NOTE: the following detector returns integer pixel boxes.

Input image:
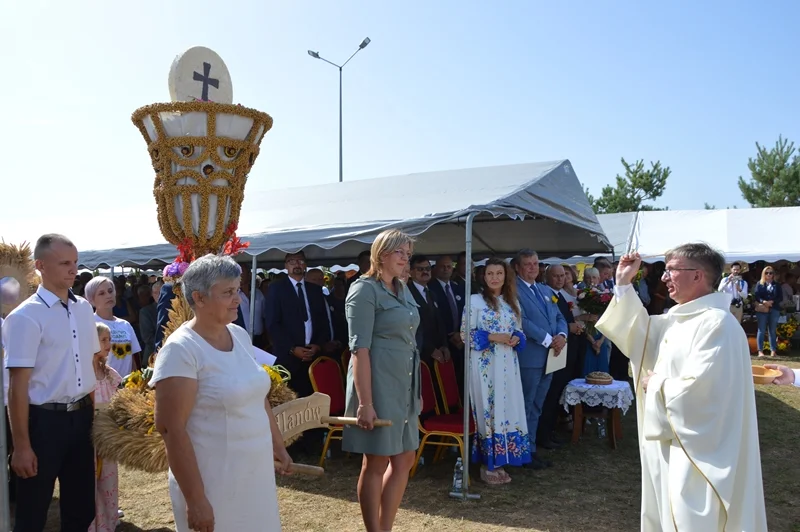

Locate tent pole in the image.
[0,319,10,530]
[450,212,480,501]
[249,255,257,342]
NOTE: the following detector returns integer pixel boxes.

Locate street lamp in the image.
[308,37,371,182]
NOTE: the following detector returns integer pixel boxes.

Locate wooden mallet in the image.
[277,462,324,476]
[321,416,393,427]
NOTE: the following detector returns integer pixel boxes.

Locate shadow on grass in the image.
[754,387,800,532]
[18,500,173,532]
[281,383,800,532]
[117,525,174,532]
[279,410,643,532]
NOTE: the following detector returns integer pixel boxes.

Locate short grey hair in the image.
[84,276,114,305]
[583,267,600,280]
[179,254,242,308]
[34,233,75,260]
[665,243,725,289]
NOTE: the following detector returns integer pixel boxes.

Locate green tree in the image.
[738,136,800,207]
[585,158,670,214]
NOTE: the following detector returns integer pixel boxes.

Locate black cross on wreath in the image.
[192,62,219,101]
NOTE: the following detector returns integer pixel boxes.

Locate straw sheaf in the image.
[93,388,169,473]
[0,241,40,315]
[94,382,302,473]
[160,294,194,345]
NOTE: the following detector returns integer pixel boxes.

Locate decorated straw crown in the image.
[131,46,272,278]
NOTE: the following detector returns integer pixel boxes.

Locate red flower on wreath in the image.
[176,238,195,264]
[222,222,250,256]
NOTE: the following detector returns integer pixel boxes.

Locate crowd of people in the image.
[1,231,799,531]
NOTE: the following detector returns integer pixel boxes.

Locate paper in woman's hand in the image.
[253,346,277,366]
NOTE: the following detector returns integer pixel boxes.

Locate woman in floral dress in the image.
[90,322,123,532]
[461,258,531,485]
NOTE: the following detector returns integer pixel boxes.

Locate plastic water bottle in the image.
[452,457,463,491]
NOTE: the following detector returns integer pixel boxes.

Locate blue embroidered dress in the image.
[461,294,532,470]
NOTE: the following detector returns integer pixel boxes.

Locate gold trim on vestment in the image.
[663,387,729,531]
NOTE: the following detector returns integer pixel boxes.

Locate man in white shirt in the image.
[764,364,800,387]
[718,261,748,323]
[3,234,100,532]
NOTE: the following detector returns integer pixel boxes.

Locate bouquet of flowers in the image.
[577,286,613,335]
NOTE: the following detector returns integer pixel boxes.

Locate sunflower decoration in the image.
[112,342,133,360]
[777,316,799,340]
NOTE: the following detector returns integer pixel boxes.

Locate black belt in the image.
[33,394,92,412]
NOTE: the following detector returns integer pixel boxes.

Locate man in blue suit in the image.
[514,249,567,469]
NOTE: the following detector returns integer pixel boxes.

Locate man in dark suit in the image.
[515,250,568,469]
[428,255,466,398]
[265,251,331,398]
[407,255,449,365]
[345,250,371,294]
[538,264,585,448]
[155,279,246,352]
[406,255,450,408]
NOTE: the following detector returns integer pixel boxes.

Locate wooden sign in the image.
[273,392,331,444]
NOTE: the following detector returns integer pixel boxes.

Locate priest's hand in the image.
[642,370,655,392]
[764,364,796,385]
[616,253,642,286]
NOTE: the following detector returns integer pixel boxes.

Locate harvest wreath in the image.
[91,46,304,474]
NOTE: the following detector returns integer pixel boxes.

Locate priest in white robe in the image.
[597,244,767,532]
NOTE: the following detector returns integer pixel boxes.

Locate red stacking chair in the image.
[434,358,464,415]
[309,356,346,467]
[410,361,475,478]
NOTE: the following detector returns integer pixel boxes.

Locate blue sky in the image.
[2,0,799,229]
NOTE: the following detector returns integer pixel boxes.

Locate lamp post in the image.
[308,37,371,183]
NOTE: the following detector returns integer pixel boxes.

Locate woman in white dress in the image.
[461,258,531,485]
[150,254,292,532]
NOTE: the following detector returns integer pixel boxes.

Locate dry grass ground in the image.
[28,357,800,531]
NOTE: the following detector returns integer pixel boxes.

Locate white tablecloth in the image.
[559,378,634,415]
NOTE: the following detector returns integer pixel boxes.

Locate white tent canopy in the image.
[629,207,800,263]
[6,160,610,269]
[548,207,800,265]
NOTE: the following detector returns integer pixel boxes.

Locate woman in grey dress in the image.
[344,229,420,532]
